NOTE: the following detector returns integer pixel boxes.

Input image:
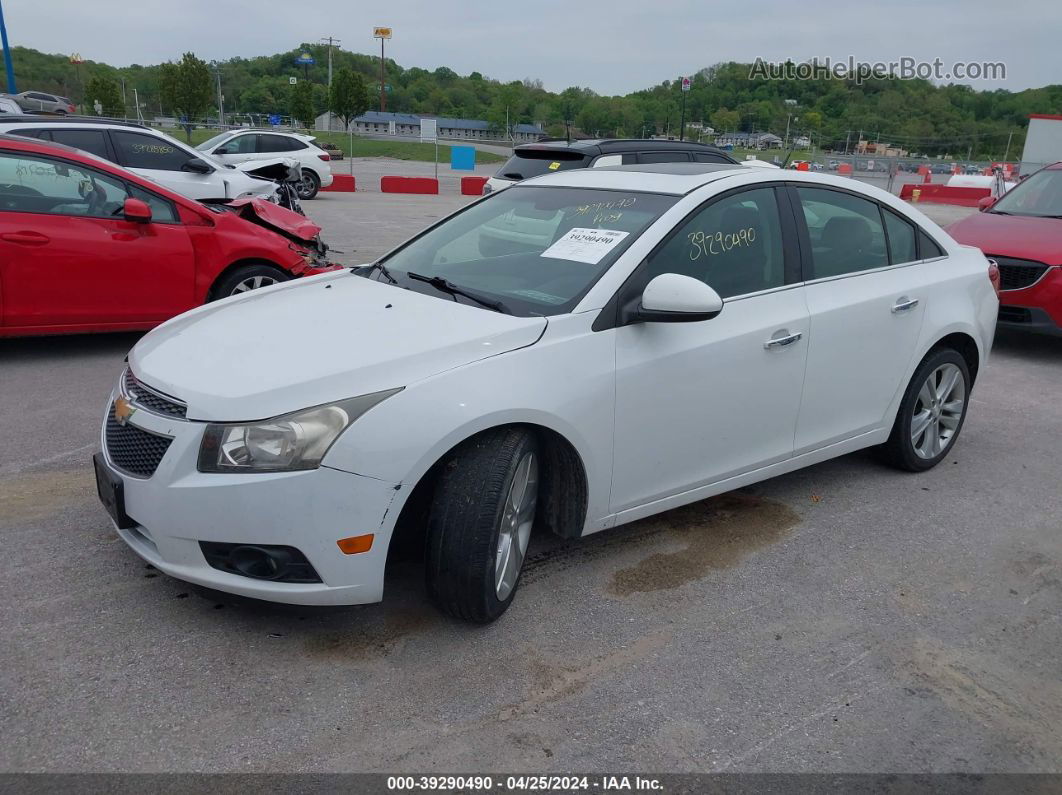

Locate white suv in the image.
[0,118,277,202]
[196,130,333,199]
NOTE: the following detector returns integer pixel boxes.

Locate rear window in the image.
[496,149,591,181]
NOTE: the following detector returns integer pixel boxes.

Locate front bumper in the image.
[998,267,1062,336]
[97,391,401,605]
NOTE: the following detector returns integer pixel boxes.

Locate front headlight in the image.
[197,389,402,473]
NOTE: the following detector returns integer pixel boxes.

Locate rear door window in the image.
[46,129,111,160]
[496,150,590,180]
[258,134,299,153]
[111,131,192,171]
[796,187,889,278]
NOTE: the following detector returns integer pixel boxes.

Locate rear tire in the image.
[879,348,970,472]
[295,171,320,200]
[211,263,290,300]
[426,428,539,623]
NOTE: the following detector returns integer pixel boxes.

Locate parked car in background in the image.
[948,162,1062,336]
[0,134,335,337]
[0,96,24,115]
[483,138,738,194]
[317,141,344,160]
[0,117,278,202]
[94,163,997,622]
[11,90,76,114]
[195,130,333,199]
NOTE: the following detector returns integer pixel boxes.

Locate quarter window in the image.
[642,187,786,299]
[112,131,193,171]
[883,208,917,264]
[919,230,945,259]
[796,187,889,278]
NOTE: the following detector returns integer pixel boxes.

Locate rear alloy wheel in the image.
[879,348,970,472]
[295,171,320,200]
[211,263,290,301]
[426,428,539,622]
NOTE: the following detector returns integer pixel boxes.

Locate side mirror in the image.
[122,197,152,223]
[630,273,723,324]
[214,147,231,155]
[977,195,997,212]
[182,157,213,174]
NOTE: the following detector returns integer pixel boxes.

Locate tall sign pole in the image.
[373,27,392,112]
[679,76,690,142]
[0,0,15,94]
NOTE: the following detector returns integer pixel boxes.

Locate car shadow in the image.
[992,329,1062,363]
[0,331,144,363]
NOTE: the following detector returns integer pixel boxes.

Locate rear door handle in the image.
[892,297,919,313]
[0,231,50,246]
[764,330,803,349]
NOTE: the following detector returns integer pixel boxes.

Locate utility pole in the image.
[1003,131,1014,163]
[215,68,224,126]
[0,0,16,94]
[320,36,340,86]
[844,130,851,155]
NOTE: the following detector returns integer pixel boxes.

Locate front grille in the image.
[999,305,1032,324]
[988,256,1050,291]
[123,370,186,419]
[105,409,173,478]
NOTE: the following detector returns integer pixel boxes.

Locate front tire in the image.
[211,263,290,300]
[426,428,539,623]
[295,171,320,200]
[879,348,970,472]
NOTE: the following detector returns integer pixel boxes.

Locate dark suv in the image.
[484,139,739,193]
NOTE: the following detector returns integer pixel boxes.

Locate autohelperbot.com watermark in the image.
[749,56,1006,84]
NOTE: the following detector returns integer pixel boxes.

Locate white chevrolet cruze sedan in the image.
[95,164,999,622]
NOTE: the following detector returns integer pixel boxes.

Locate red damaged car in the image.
[949,163,1062,336]
[0,134,337,337]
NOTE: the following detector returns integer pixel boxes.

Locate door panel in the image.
[791,186,927,451]
[0,151,194,328]
[610,185,807,513]
[612,289,810,511]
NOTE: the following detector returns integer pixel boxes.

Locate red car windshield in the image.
[991,168,1062,218]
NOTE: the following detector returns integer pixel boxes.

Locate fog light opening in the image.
[229,545,292,580]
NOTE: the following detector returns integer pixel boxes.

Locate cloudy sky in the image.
[6,0,1060,93]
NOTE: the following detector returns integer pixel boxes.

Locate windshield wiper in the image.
[355,262,397,284]
[406,272,511,314]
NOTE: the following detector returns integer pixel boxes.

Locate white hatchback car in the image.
[196,130,333,199]
[0,119,277,202]
[95,164,998,622]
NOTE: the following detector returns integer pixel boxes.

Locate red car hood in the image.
[225,197,322,243]
[948,211,1062,266]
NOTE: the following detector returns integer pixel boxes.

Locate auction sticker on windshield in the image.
[540,228,630,265]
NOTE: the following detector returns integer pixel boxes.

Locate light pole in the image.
[0,0,15,94]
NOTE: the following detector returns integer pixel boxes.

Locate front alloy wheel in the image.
[426,428,539,622]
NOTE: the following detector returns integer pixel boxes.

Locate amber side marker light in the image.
[337,534,374,555]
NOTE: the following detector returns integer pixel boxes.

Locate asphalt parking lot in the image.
[1,193,1060,774]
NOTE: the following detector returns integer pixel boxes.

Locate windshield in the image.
[196,131,235,152]
[374,186,677,316]
[991,168,1062,217]
[495,150,591,181]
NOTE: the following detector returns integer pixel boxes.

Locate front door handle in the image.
[892,297,920,313]
[764,330,803,350]
[0,231,50,246]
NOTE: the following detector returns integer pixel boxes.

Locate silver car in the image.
[11,91,75,114]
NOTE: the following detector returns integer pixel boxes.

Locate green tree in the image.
[85,75,123,118]
[328,68,370,130]
[290,80,315,128]
[159,52,212,140]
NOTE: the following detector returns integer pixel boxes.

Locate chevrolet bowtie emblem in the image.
[114,396,137,426]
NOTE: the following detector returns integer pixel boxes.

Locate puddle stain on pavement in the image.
[608,493,799,596]
[0,468,91,524]
[304,608,434,660]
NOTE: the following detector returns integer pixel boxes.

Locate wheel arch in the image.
[205,258,294,302]
[926,329,981,386]
[386,421,590,570]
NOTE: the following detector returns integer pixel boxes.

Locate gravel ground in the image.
[2,187,1059,775]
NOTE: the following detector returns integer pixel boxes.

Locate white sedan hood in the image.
[129,272,547,422]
